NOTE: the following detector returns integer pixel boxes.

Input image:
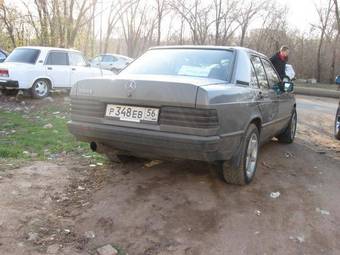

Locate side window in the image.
[102,55,118,62]
[250,62,259,88]
[46,52,68,65]
[0,51,7,62]
[251,56,269,89]
[69,52,87,66]
[262,59,280,88]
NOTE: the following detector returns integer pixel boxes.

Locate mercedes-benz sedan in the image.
[68,46,296,185]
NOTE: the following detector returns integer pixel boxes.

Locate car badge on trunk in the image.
[125,80,136,97]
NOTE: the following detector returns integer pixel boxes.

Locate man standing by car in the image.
[270,46,289,80]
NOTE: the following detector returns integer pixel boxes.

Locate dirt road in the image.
[0,95,339,255]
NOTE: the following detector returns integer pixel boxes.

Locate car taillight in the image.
[0,69,9,77]
[160,107,219,128]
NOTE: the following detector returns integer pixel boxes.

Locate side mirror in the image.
[336,75,340,85]
[0,58,5,63]
[283,81,294,93]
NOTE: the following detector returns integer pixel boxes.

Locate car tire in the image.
[277,109,297,144]
[334,107,340,140]
[31,79,50,99]
[221,123,260,185]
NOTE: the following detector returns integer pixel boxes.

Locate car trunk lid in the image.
[73,74,223,108]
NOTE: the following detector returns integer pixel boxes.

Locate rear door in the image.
[262,58,292,130]
[250,55,279,140]
[69,52,101,86]
[45,51,70,88]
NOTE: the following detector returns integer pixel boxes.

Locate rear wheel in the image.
[31,79,50,99]
[277,109,297,143]
[335,107,340,140]
[221,124,260,185]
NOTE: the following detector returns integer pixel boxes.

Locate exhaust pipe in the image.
[90,141,97,152]
[90,142,110,154]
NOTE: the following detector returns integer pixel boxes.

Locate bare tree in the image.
[250,2,288,53]
[21,0,96,47]
[0,4,19,47]
[171,0,214,44]
[312,0,333,82]
[155,0,168,45]
[237,0,268,46]
[330,0,340,82]
[119,0,156,57]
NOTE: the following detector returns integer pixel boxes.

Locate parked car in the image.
[0,49,8,63]
[90,53,133,74]
[335,75,340,140]
[0,46,113,98]
[68,46,296,185]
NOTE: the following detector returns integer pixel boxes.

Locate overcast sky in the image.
[278,0,319,31]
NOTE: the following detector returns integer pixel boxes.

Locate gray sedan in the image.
[68,46,296,185]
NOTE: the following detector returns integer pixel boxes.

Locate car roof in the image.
[100,53,132,59]
[149,45,267,58]
[15,46,81,53]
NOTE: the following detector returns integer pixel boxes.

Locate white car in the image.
[0,46,114,98]
[90,53,133,74]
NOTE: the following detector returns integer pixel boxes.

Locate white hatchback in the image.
[0,46,114,98]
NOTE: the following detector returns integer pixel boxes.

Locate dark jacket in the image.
[270,52,287,80]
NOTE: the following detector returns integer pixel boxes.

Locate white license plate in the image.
[105,104,159,123]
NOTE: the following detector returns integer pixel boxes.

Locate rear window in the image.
[5,48,40,64]
[121,49,234,81]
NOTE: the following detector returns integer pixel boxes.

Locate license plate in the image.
[105,104,159,122]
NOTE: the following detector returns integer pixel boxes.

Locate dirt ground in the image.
[0,94,340,255]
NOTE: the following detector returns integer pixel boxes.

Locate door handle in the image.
[47,67,52,70]
[72,68,76,71]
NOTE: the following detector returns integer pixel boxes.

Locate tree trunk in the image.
[316,31,324,82]
[330,32,339,83]
[156,17,161,45]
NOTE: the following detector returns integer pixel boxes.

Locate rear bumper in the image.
[0,79,19,89]
[68,121,242,162]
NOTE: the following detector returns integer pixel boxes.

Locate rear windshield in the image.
[121,49,234,81]
[5,48,40,64]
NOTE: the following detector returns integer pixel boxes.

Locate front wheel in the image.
[335,107,340,140]
[31,79,50,99]
[221,124,260,185]
[277,109,297,143]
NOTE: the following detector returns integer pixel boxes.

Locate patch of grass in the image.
[0,104,104,162]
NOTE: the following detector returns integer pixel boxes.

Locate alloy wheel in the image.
[245,133,258,179]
